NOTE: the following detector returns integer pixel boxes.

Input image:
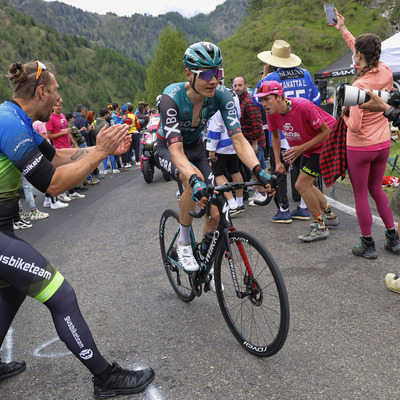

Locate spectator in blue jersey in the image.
[253,40,321,224]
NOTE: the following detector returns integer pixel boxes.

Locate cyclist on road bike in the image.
[154,42,273,273]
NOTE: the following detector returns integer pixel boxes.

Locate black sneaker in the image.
[93,362,155,398]
[384,230,400,253]
[0,359,26,381]
[229,206,242,217]
[352,236,378,259]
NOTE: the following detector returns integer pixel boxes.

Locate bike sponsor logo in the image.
[0,254,52,280]
[243,341,268,352]
[312,118,321,126]
[79,349,93,360]
[228,257,239,292]
[160,216,166,237]
[230,237,248,243]
[13,137,32,153]
[158,157,172,173]
[205,230,219,263]
[278,69,304,80]
[168,85,182,98]
[164,108,180,139]
[224,100,239,127]
[222,202,230,223]
[281,123,301,141]
[22,154,43,176]
[64,315,86,351]
[283,123,293,131]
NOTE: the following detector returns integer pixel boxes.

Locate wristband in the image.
[252,164,262,175]
[383,106,395,119]
[189,174,202,188]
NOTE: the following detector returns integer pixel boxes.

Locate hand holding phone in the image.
[324,4,337,24]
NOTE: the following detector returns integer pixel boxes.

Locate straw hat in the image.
[257,40,302,68]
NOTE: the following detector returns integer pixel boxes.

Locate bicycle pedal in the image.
[203,274,212,293]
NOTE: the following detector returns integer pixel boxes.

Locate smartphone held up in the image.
[324,4,337,24]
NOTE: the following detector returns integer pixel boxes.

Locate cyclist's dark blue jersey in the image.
[0,101,56,229]
[157,82,242,147]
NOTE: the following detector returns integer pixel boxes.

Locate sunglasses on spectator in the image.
[33,61,47,96]
[191,68,224,81]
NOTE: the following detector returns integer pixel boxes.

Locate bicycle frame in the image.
[190,182,266,298]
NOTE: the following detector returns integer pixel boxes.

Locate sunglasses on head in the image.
[33,61,47,96]
[191,68,224,81]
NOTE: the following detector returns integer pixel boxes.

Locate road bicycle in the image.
[159,180,290,357]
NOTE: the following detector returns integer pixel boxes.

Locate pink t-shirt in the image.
[32,120,49,142]
[267,97,336,156]
[47,113,71,149]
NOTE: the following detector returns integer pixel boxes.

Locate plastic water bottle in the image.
[201,231,214,256]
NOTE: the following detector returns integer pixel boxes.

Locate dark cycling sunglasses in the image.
[191,68,224,81]
[33,61,47,96]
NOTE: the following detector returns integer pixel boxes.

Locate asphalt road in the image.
[1,165,399,400]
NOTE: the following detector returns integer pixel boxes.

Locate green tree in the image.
[145,27,188,104]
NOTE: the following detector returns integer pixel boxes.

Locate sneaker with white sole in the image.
[271,210,292,223]
[324,215,340,227]
[43,199,52,208]
[290,206,310,220]
[112,169,120,174]
[103,169,112,175]
[386,273,400,293]
[177,243,199,271]
[208,269,224,293]
[19,210,31,220]
[249,192,267,207]
[69,191,85,200]
[13,219,32,230]
[298,225,329,242]
[51,200,69,209]
[29,209,49,220]
[57,193,71,202]
[229,206,242,217]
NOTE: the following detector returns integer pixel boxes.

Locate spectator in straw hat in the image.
[252,39,321,224]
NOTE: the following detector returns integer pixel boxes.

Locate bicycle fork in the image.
[224,228,259,300]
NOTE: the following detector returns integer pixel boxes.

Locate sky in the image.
[44,0,226,18]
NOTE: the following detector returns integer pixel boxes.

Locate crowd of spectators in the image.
[16,100,152,230]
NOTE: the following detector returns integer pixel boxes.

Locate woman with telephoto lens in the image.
[330,9,400,258]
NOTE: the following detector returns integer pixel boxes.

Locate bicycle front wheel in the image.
[160,209,195,302]
[214,231,289,357]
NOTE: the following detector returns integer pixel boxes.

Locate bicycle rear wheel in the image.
[214,231,289,357]
[160,209,195,302]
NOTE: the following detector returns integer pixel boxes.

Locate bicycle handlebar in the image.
[189,176,278,218]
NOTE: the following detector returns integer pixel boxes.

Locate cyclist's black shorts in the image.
[211,153,240,177]
[300,153,321,178]
[154,137,215,186]
[0,229,64,302]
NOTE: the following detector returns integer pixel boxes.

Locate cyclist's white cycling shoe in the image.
[208,269,224,293]
[177,243,199,272]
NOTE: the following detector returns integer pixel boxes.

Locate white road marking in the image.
[326,196,398,229]
[0,327,14,363]
[33,337,71,358]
